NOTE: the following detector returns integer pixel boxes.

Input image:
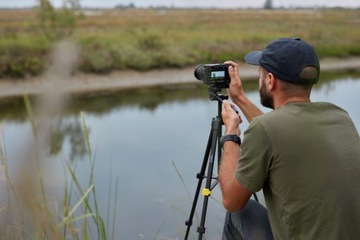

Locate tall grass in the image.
[0,8,360,78]
[0,97,114,239]
[0,39,117,239]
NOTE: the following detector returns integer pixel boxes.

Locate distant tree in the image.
[264,0,273,9]
[114,3,136,9]
[37,0,82,41]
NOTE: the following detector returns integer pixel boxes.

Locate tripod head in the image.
[208,90,228,118]
[209,90,239,116]
[209,91,228,102]
[208,87,228,102]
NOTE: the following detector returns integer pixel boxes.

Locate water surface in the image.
[1,74,359,239]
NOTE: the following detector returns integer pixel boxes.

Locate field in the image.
[0,8,360,78]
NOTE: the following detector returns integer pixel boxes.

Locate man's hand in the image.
[222,100,242,136]
[224,60,246,104]
[224,60,264,122]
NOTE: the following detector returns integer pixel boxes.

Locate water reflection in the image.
[49,117,87,161]
[0,74,359,239]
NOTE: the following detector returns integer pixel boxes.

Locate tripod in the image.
[184,91,258,240]
[184,91,227,240]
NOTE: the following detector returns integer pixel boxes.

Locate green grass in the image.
[0,8,360,78]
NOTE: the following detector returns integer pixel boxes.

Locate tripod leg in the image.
[185,96,224,240]
[184,123,214,240]
[197,116,222,239]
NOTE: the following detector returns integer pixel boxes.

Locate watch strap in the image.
[220,134,241,146]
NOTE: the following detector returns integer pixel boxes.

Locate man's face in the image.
[259,68,274,109]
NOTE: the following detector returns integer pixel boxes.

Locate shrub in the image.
[79,40,114,73]
[0,49,45,78]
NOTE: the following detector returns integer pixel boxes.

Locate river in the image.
[0,73,359,239]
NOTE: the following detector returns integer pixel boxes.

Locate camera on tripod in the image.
[186,62,244,239]
[194,63,231,90]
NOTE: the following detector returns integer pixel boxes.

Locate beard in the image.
[259,82,274,109]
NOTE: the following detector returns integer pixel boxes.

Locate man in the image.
[219,38,360,240]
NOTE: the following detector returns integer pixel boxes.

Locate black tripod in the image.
[184,91,227,240]
[184,91,258,240]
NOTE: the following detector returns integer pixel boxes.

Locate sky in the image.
[1,0,359,9]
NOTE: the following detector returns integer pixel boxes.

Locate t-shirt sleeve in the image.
[235,118,273,192]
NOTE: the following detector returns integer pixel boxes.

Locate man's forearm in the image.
[219,141,241,209]
[232,94,263,122]
[219,141,252,211]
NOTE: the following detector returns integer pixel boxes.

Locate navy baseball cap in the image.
[245,38,320,84]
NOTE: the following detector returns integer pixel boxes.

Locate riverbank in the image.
[0,57,360,100]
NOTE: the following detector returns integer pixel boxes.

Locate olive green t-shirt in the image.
[236,102,360,240]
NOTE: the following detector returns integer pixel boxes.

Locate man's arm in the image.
[219,100,253,212]
[225,61,263,122]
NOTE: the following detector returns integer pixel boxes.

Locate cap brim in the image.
[245,51,262,66]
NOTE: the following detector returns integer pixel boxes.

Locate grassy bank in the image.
[0,8,360,78]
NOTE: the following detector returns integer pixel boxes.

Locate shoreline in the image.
[0,57,360,100]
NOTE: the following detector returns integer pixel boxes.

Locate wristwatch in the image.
[220,134,241,146]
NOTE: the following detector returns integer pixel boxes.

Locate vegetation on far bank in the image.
[0,6,360,78]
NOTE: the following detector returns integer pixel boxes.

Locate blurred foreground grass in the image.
[0,8,360,78]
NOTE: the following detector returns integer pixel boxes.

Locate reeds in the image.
[0,40,117,239]
[0,101,117,239]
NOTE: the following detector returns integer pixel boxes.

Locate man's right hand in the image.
[222,100,241,136]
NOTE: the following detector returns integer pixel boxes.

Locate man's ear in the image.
[267,73,277,91]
